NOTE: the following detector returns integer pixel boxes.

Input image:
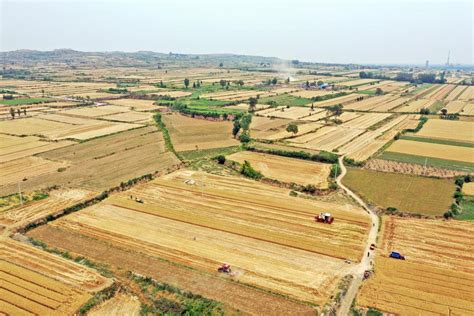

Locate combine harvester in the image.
[217,263,232,273]
[315,212,334,224]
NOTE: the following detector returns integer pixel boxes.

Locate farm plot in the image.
[341,113,392,129]
[62,105,130,117]
[385,140,474,163]
[0,126,179,195]
[259,106,315,120]
[0,157,68,189]
[249,116,291,139]
[36,169,370,306]
[0,239,110,291]
[0,259,91,316]
[337,79,379,87]
[344,95,396,111]
[393,98,434,113]
[100,111,153,123]
[227,151,331,188]
[346,116,412,162]
[290,126,365,152]
[106,98,165,111]
[343,168,454,215]
[445,85,467,101]
[0,134,74,163]
[89,294,140,316]
[371,96,410,112]
[153,90,192,98]
[225,103,269,111]
[424,84,456,101]
[312,94,361,108]
[0,188,97,227]
[442,100,467,114]
[162,113,238,151]
[364,159,466,178]
[0,116,142,141]
[201,90,275,102]
[460,103,474,116]
[463,182,474,195]
[261,121,323,140]
[415,119,474,143]
[357,216,474,315]
[457,86,474,101]
[290,89,336,98]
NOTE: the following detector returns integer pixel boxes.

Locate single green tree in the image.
[286,123,298,135]
[248,97,258,112]
[184,78,190,89]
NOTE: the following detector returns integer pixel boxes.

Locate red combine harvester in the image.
[315,212,334,224]
[217,263,232,273]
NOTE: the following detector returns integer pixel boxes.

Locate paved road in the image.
[335,157,379,316]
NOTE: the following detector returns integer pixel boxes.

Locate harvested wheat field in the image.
[89,294,140,316]
[162,113,238,151]
[262,121,323,140]
[290,126,365,152]
[260,106,314,120]
[0,157,68,189]
[107,98,165,111]
[0,259,91,316]
[32,169,369,306]
[462,182,474,195]
[0,188,97,228]
[0,116,143,141]
[0,239,110,291]
[343,168,454,215]
[357,216,474,315]
[416,118,474,143]
[290,89,335,98]
[0,134,74,163]
[442,100,467,114]
[394,98,434,113]
[62,105,130,117]
[227,151,331,188]
[101,111,153,123]
[386,140,474,163]
[0,126,179,195]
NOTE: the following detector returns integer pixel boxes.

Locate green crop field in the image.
[260,94,312,107]
[343,168,455,216]
[0,97,50,105]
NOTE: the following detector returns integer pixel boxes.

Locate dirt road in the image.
[335,157,379,316]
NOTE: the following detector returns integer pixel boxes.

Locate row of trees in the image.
[183,78,245,89]
[9,107,27,119]
[359,71,447,84]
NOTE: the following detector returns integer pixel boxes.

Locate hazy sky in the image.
[1,0,473,65]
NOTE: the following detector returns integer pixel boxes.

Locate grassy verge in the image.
[130,273,225,316]
[399,135,474,148]
[153,113,182,161]
[378,151,474,173]
[180,145,241,161]
[429,100,445,113]
[455,198,474,221]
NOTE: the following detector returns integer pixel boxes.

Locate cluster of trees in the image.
[264,77,278,85]
[311,91,347,102]
[445,175,472,219]
[359,71,447,84]
[232,113,252,142]
[9,107,27,119]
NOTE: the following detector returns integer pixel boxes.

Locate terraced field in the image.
[357,216,474,315]
[29,169,370,306]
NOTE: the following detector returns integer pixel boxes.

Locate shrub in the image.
[239,132,251,143]
[387,207,398,214]
[302,184,316,194]
[216,155,226,164]
[443,211,453,219]
[330,163,341,178]
[240,161,262,179]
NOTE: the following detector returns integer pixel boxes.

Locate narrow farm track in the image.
[335,156,379,316]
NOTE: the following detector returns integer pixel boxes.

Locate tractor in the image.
[217,263,232,273]
[315,212,334,224]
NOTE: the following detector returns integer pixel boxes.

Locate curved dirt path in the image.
[335,156,379,316]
